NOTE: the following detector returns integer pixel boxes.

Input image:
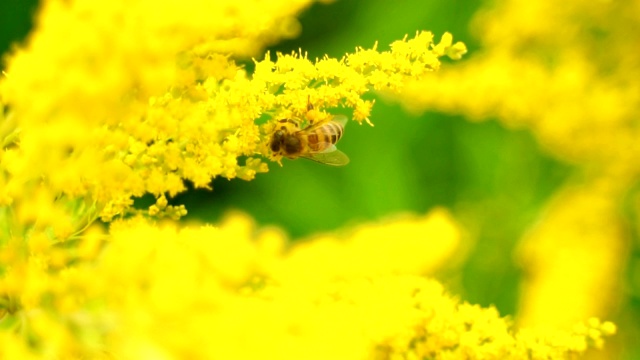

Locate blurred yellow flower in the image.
[402,0,640,174]
[395,0,634,356]
[0,211,616,359]
[516,178,628,329]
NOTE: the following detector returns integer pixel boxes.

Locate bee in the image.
[269,114,349,166]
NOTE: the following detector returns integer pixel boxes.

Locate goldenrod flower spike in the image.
[255,31,466,164]
[2,26,464,224]
[254,30,461,124]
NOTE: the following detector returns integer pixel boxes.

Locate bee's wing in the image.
[330,114,348,127]
[299,114,350,166]
[301,148,350,166]
[304,114,348,131]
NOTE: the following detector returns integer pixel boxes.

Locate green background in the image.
[0,0,572,320]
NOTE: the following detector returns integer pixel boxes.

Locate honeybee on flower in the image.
[269,113,349,166]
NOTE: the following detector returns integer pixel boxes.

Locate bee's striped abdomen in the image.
[307,121,344,152]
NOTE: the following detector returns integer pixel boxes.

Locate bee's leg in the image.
[306,95,314,111]
[305,95,329,126]
[306,95,317,125]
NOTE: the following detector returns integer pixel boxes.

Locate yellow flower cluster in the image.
[402,0,640,175]
[1,0,464,227]
[255,29,463,127]
[0,210,615,359]
[1,0,323,233]
[394,0,633,353]
[515,178,627,329]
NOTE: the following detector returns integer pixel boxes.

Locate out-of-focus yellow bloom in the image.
[271,208,461,284]
[0,211,615,359]
[395,0,633,356]
[516,178,628,328]
[403,0,640,172]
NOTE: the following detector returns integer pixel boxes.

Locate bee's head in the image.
[270,129,285,153]
[270,119,302,156]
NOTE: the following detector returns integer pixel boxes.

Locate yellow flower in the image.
[1,0,461,227]
[515,178,627,328]
[389,0,633,355]
[0,211,615,359]
[401,0,640,174]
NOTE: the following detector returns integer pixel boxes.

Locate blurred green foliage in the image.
[0,0,38,65]
[0,0,573,319]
